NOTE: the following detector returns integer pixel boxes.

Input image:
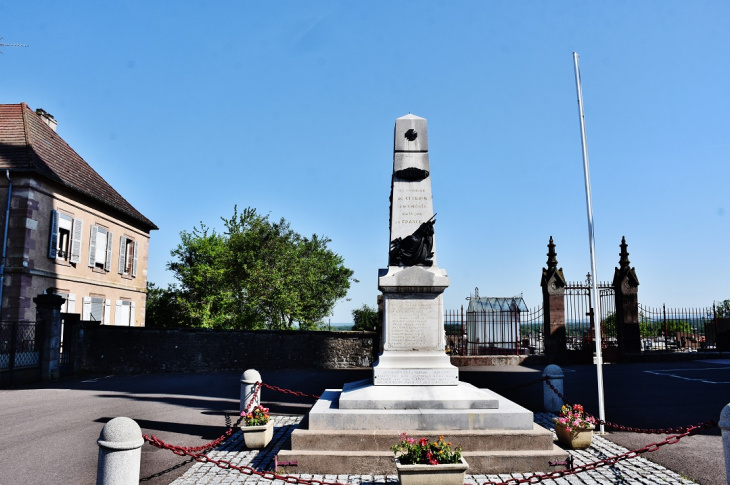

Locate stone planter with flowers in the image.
[553,404,596,450]
[240,405,273,449]
[391,433,468,485]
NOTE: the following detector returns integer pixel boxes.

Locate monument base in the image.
[339,379,499,410]
[308,388,532,431]
[277,388,568,474]
[372,351,459,386]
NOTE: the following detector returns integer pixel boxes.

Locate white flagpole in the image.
[572,52,606,433]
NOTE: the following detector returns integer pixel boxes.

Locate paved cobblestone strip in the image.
[167,413,697,485]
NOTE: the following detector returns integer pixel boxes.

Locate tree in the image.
[145,282,186,328]
[352,304,378,331]
[147,206,354,330]
[715,300,730,318]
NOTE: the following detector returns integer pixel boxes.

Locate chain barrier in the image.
[544,378,718,434]
[478,423,707,485]
[145,421,705,485]
[140,378,719,485]
[142,381,261,453]
[262,382,321,399]
[142,443,350,485]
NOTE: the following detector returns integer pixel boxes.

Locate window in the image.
[114,300,136,326]
[118,236,138,277]
[82,296,110,324]
[88,225,113,271]
[48,210,83,263]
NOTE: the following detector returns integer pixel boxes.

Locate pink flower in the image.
[406,437,415,444]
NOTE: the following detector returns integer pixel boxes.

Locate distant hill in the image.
[326,324,354,331]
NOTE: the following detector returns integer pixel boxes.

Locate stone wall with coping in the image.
[74,325,378,374]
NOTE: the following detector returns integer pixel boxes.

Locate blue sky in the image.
[2,1,728,323]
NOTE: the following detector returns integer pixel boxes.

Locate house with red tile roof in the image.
[0,102,157,326]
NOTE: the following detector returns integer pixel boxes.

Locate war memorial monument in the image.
[277,115,567,474]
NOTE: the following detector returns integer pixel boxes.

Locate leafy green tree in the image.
[352,304,378,331]
[145,282,187,328]
[146,206,354,330]
[715,300,730,318]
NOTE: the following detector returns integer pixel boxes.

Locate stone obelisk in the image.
[373,114,457,386]
[276,115,568,475]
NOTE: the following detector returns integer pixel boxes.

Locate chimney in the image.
[35,108,58,132]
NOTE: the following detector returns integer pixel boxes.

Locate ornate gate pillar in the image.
[541,237,567,361]
[612,237,640,356]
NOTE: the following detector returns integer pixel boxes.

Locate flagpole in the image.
[573,52,606,433]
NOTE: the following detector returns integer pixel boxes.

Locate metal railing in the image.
[0,321,39,370]
[444,306,544,356]
[637,304,716,352]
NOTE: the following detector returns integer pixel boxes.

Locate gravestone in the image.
[276,115,567,474]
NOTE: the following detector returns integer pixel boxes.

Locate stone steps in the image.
[276,447,568,475]
[289,424,557,452]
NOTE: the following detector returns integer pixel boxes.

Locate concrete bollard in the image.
[543,364,564,413]
[720,403,730,485]
[96,417,143,485]
[241,368,262,414]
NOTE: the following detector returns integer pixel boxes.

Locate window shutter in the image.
[67,294,76,313]
[132,241,138,278]
[118,236,126,274]
[105,231,113,271]
[130,301,136,327]
[114,300,123,326]
[104,299,111,325]
[88,226,98,267]
[49,210,59,259]
[70,218,83,264]
[82,297,91,320]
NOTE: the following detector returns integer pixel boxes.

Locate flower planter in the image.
[240,421,274,449]
[395,457,469,485]
[553,418,594,450]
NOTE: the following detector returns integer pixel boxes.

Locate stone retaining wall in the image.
[75,325,378,375]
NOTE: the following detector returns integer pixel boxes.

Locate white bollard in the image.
[96,417,143,485]
[241,368,262,414]
[543,364,564,413]
[720,403,730,485]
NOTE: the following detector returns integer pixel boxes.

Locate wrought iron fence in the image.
[444,306,544,356]
[564,275,615,352]
[637,304,715,352]
[0,321,39,370]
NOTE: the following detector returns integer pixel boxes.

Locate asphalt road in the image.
[0,360,727,485]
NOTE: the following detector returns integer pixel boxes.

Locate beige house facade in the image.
[0,103,157,326]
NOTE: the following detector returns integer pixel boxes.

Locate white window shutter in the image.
[114,300,123,326]
[105,231,113,271]
[104,299,111,325]
[67,294,76,313]
[118,236,126,274]
[132,241,138,278]
[82,297,91,320]
[49,210,59,259]
[88,226,98,267]
[130,301,136,327]
[70,218,83,264]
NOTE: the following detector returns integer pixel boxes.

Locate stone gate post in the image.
[34,288,65,381]
[612,237,640,356]
[541,237,567,362]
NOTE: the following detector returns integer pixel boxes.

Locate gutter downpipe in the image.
[0,170,12,316]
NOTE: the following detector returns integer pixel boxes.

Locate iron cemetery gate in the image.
[564,274,617,362]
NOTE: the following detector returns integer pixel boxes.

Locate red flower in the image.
[419,438,428,446]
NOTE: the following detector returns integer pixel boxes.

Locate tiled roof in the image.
[0,103,157,230]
